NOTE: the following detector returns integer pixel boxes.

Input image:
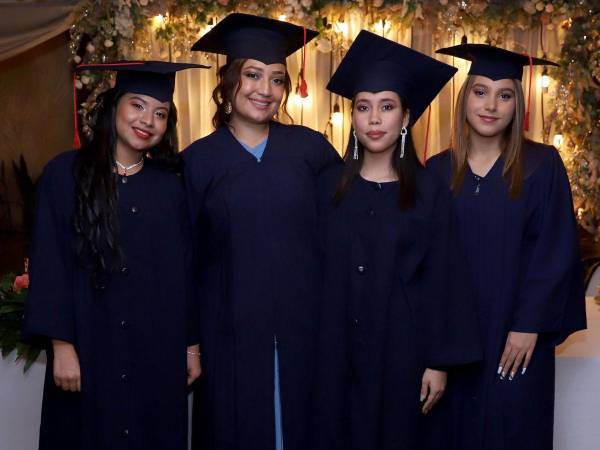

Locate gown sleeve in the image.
[511,148,586,336]
[22,158,76,344]
[419,180,482,368]
[310,130,342,175]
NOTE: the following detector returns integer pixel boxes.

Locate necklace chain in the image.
[115,158,144,176]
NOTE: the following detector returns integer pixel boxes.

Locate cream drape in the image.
[164,14,562,158]
[0,1,81,63]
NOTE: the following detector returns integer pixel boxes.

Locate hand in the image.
[420,368,447,414]
[187,344,202,386]
[52,339,81,392]
[498,331,538,380]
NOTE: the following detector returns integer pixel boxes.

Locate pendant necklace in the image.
[116,158,144,177]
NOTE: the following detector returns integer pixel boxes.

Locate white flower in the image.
[75,79,83,89]
[316,37,332,53]
[139,0,148,6]
[301,0,312,8]
[536,2,545,12]
[104,39,114,48]
[373,0,384,7]
[439,0,448,5]
[86,43,95,53]
[81,75,91,85]
[73,55,82,64]
[523,1,536,14]
[545,4,554,13]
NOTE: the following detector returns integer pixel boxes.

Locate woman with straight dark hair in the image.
[184,13,340,450]
[23,61,206,450]
[313,31,481,450]
[427,44,587,450]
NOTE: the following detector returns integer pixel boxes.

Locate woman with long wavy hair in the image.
[313,31,481,450]
[184,13,340,450]
[23,61,206,450]
[427,44,586,450]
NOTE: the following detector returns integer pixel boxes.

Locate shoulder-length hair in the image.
[450,75,525,199]
[74,88,180,276]
[211,59,293,129]
[333,97,422,211]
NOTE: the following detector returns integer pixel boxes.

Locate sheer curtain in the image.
[164,13,562,158]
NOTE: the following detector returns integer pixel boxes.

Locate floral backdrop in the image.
[68,0,600,239]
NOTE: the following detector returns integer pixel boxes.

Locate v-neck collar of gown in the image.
[222,121,276,162]
[467,152,503,180]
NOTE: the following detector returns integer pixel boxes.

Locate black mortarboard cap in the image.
[75,60,209,103]
[435,44,558,81]
[191,13,318,65]
[326,30,457,126]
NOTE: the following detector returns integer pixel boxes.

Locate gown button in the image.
[121,373,129,382]
[121,266,129,276]
[121,429,129,438]
[356,265,366,274]
[130,206,139,214]
[121,176,128,184]
[120,320,129,329]
[352,318,359,327]
[368,209,375,216]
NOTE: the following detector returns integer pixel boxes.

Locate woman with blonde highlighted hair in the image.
[427,44,586,450]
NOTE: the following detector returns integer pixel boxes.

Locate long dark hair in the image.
[333,101,422,210]
[73,88,180,275]
[211,59,292,129]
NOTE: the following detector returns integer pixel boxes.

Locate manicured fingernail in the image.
[420,394,426,402]
[497,366,503,374]
[522,367,527,375]
[509,372,514,381]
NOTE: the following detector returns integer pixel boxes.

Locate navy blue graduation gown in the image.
[426,141,586,450]
[312,165,481,450]
[23,151,197,450]
[182,122,340,450]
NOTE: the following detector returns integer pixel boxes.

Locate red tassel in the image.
[299,26,309,98]
[72,72,81,150]
[523,53,533,132]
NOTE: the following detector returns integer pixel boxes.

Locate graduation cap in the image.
[326,30,457,127]
[72,60,209,148]
[191,13,318,97]
[435,44,558,130]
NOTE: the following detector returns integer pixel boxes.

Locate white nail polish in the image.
[497,366,503,374]
[420,394,426,402]
[522,367,527,375]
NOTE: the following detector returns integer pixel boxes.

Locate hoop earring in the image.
[353,129,359,160]
[224,101,232,115]
[400,126,407,159]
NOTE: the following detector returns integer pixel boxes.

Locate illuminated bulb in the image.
[334,21,348,34]
[373,19,391,35]
[294,92,312,107]
[553,134,564,148]
[331,103,343,127]
[279,14,287,21]
[152,14,165,30]
[541,74,551,89]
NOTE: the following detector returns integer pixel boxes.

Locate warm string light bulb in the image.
[373,19,391,36]
[278,14,287,21]
[553,134,564,148]
[152,14,166,30]
[331,103,343,128]
[333,20,348,35]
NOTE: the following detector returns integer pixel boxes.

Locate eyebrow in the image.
[244,66,264,72]
[129,95,147,104]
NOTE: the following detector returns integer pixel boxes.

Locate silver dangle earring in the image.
[224,101,232,115]
[400,126,407,159]
[353,129,359,160]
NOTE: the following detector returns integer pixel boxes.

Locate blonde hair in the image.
[450,75,525,199]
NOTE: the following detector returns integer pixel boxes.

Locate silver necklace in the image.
[115,158,144,176]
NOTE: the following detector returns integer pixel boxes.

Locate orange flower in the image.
[13,274,30,293]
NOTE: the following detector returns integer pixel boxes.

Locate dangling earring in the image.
[353,129,359,160]
[400,126,407,159]
[224,101,232,115]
